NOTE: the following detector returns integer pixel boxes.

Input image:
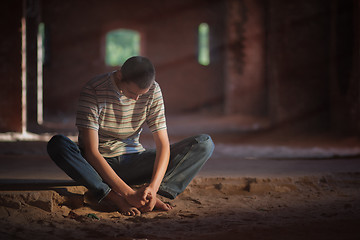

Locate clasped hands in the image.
[126,184,157,212]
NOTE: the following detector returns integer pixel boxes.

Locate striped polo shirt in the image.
[76,71,167,157]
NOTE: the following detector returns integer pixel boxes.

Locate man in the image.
[47,56,214,216]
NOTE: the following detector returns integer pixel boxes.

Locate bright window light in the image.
[198,23,210,66]
[37,22,45,125]
[105,29,140,66]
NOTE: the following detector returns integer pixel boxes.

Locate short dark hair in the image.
[120,56,155,89]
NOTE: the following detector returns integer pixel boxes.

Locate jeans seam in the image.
[98,187,112,203]
[163,143,194,182]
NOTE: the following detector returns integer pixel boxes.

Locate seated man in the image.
[47,56,214,216]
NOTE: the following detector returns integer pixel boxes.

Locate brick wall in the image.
[266,0,332,126]
[0,0,22,132]
[1,0,360,134]
[41,0,226,121]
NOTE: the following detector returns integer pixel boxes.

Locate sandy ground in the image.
[1,115,360,239]
[1,173,360,240]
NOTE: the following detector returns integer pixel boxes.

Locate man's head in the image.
[120,56,155,89]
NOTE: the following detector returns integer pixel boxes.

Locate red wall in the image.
[1,0,359,134]
[42,0,226,121]
[266,0,332,125]
[224,0,267,116]
[0,0,23,132]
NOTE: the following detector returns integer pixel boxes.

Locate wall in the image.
[329,0,360,134]
[2,0,360,135]
[266,0,332,126]
[41,0,226,123]
[224,0,267,117]
[0,0,23,132]
[146,1,226,114]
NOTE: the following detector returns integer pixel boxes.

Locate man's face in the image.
[121,81,150,101]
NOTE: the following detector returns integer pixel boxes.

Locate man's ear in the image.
[115,70,122,81]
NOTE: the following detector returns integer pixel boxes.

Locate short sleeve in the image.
[146,83,167,133]
[76,85,99,131]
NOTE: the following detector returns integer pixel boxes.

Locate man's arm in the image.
[151,129,170,191]
[79,127,148,207]
[142,129,170,210]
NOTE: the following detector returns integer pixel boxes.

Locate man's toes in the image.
[122,211,132,216]
[133,208,141,216]
[123,208,141,216]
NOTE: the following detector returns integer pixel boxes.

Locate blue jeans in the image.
[47,134,214,202]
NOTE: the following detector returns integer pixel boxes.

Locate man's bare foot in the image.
[105,190,141,216]
[140,197,173,213]
[155,197,173,211]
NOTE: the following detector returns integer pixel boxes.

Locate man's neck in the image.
[114,70,123,93]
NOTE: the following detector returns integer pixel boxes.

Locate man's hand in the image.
[124,188,149,208]
[139,185,157,212]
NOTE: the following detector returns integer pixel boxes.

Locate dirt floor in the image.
[1,115,360,239]
[1,173,360,240]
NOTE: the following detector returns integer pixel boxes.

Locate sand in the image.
[1,126,360,240]
[1,173,360,240]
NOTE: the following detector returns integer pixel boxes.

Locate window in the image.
[198,23,210,66]
[37,22,45,125]
[105,29,140,66]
